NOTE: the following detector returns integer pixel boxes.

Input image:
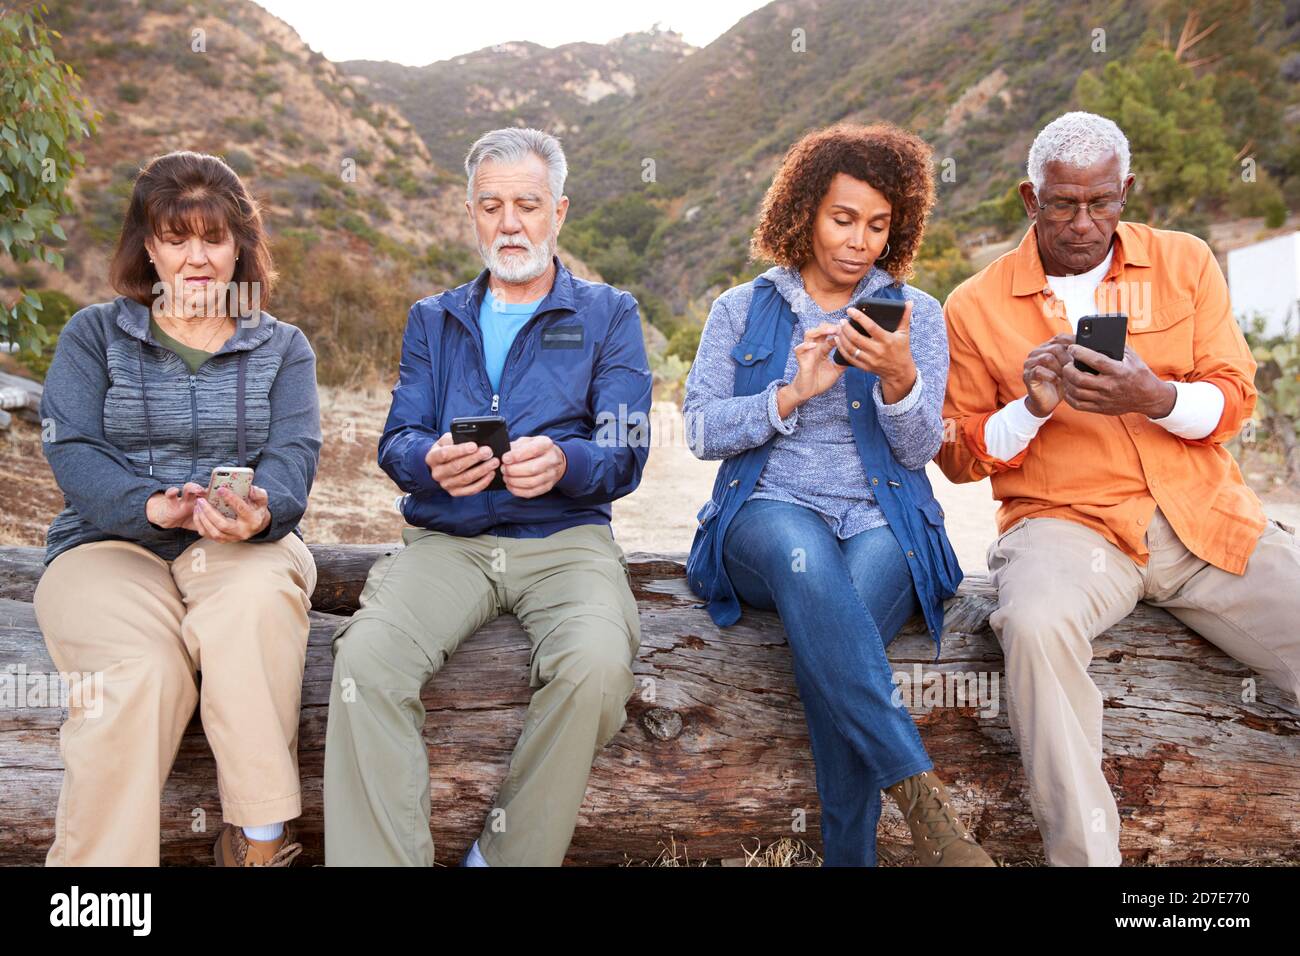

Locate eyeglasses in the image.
[1035,197,1127,222]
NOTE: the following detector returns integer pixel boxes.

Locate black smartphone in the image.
[1074,313,1127,374]
[450,415,510,491]
[832,296,907,366]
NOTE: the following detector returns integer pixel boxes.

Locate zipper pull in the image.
[491,393,499,413]
[189,375,196,389]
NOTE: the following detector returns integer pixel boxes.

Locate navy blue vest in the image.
[685,277,962,655]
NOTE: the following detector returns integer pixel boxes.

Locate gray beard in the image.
[480,233,555,283]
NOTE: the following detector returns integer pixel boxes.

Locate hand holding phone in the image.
[832,296,908,366]
[206,466,254,519]
[1072,313,1127,375]
[426,416,511,495]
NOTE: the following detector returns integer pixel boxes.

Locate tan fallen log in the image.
[0,546,1296,867]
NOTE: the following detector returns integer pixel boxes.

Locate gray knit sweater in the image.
[682,264,948,538]
[39,296,321,564]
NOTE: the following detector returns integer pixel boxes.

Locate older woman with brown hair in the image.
[684,123,991,866]
[33,150,321,866]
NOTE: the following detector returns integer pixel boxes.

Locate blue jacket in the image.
[379,255,653,537]
[685,277,963,655]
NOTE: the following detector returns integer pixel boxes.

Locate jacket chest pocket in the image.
[1127,298,1195,380]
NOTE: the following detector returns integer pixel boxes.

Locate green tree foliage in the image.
[0,3,95,353]
[563,192,663,287]
[1154,1,1287,164]
[14,287,77,378]
[1076,47,1236,231]
[911,221,975,303]
[1149,1,1291,227]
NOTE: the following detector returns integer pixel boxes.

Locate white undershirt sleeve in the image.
[983,396,1053,462]
[1148,380,1225,440]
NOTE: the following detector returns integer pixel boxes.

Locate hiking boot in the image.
[213,823,303,867]
[885,770,995,867]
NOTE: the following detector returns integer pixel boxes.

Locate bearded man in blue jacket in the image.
[324,128,652,867]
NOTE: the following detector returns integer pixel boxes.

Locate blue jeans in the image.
[722,496,932,866]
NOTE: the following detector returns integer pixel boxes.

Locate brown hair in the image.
[750,123,936,281]
[109,150,276,307]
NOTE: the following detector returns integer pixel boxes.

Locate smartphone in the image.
[1074,313,1127,374]
[451,415,511,491]
[832,296,907,366]
[207,466,253,519]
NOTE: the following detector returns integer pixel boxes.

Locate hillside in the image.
[6,0,1299,381]
[346,0,1300,312]
[29,0,472,302]
[5,0,605,381]
[341,27,695,174]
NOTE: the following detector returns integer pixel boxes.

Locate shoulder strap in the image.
[236,350,248,468]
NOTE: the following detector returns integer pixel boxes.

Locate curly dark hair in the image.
[750,122,936,281]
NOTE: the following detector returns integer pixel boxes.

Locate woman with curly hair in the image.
[683,123,991,866]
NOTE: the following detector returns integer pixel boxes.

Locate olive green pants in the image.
[323,522,641,866]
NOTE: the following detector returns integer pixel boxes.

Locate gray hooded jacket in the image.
[39,295,321,564]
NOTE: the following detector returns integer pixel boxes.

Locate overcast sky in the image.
[254,0,769,66]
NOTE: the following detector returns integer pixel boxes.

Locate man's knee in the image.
[991,590,1093,671]
[331,612,430,692]
[537,620,635,733]
[544,623,633,685]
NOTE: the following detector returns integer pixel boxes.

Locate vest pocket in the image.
[730,343,773,366]
[918,497,963,595]
[695,497,721,532]
[686,503,721,602]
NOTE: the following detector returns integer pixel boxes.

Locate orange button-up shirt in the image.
[938,221,1265,575]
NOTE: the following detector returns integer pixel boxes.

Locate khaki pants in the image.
[33,534,317,866]
[323,522,641,867]
[987,507,1300,866]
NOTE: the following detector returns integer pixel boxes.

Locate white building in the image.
[1226,231,1300,339]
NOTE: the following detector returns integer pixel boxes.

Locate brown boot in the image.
[213,823,303,867]
[885,770,996,867]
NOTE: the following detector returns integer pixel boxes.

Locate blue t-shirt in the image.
[478,289,543,393]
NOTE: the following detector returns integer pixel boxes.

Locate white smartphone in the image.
[206,466,254,519]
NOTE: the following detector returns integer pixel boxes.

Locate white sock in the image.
[242,822,284,842]
[464,839,489,867]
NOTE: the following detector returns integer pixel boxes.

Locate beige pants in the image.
[987,507,1300,866]
[33,533,317,866]
[323,523,641,867]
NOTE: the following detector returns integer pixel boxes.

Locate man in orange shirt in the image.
[939,112,1300,866]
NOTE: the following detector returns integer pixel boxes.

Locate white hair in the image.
[464,127,567,204]
[1026,111,1130,194]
